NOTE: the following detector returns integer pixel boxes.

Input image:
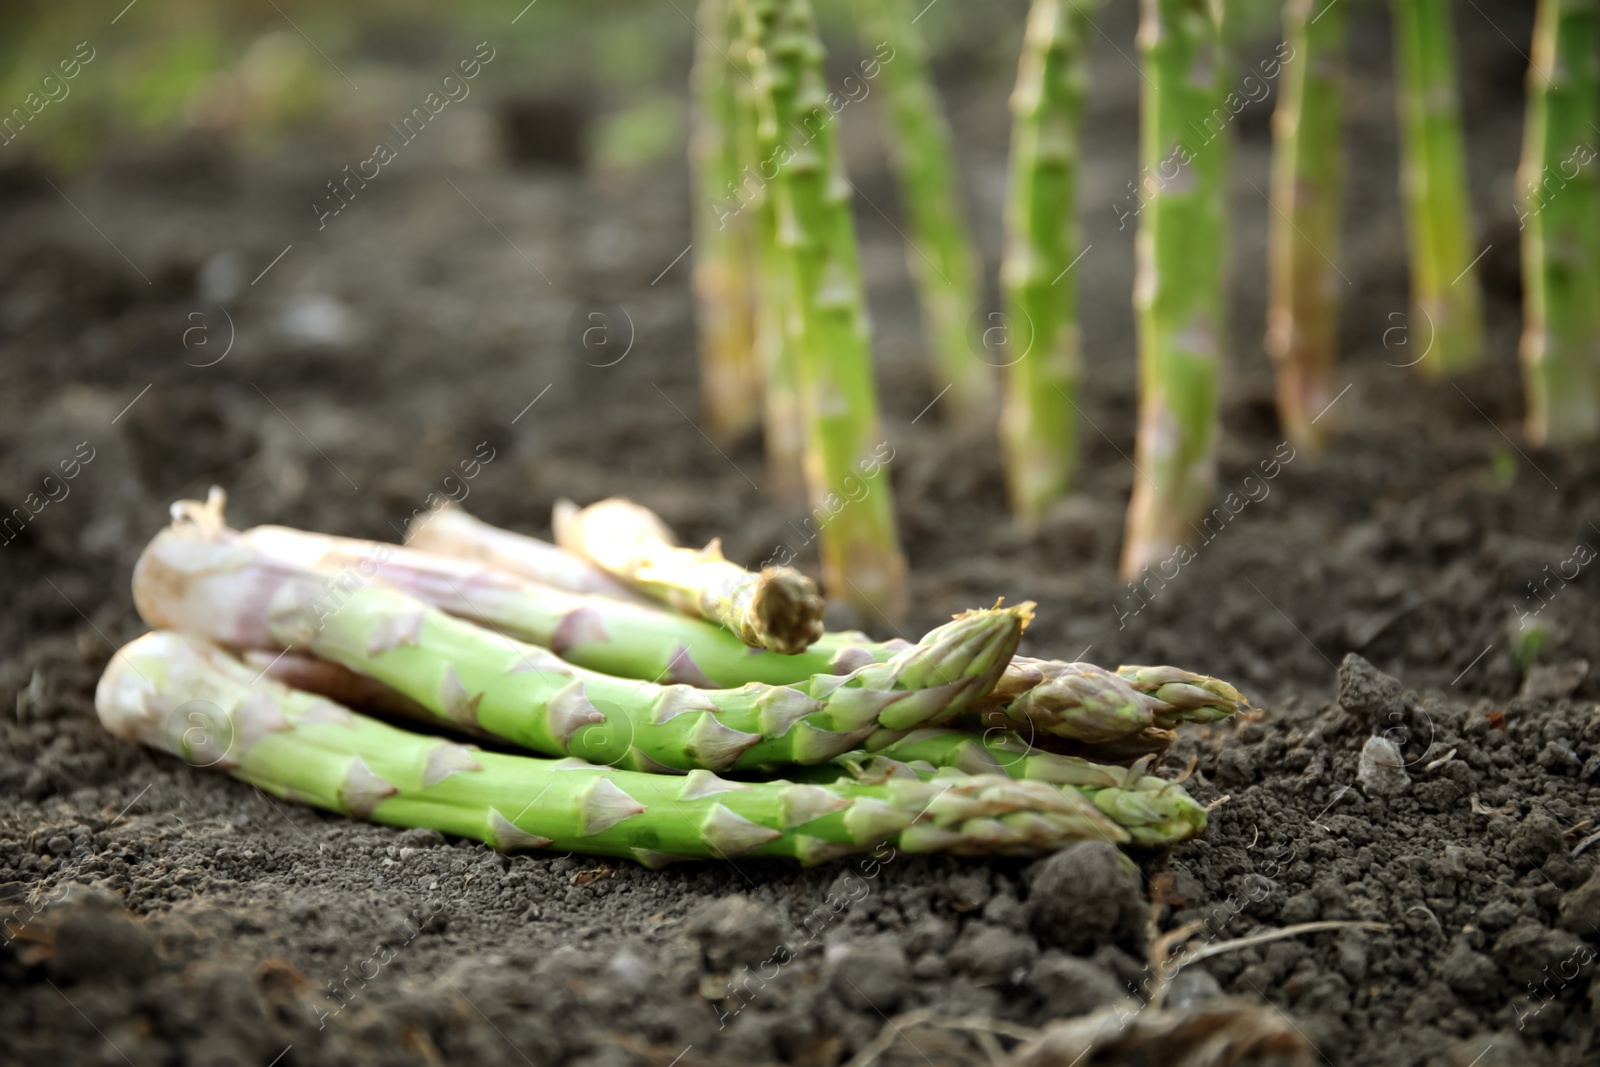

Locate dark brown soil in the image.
[4,3,1599,1065]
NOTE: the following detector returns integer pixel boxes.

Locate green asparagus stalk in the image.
[239,647,1203,841]
[844,728,1207,846]
[99,632,1135,863]
[999,0,1093,526]
[742,0,909,620]
[1391,0,1485,375]
[553,496,825,654]
[730,0,808,495]
[1518,0,1600,444]
[377,504,1249,741]
[1266,0,1347,451]
[1121,0,1228,580]
[247,517,868,687]
[692,0,765,440]
[133,495,1025,772]
[236,516,1243,743]
[854,0,994,422]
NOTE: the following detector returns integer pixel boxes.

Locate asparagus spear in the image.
[133,494,1025,772]
[99,632,1137,863]
[553,496,825,654]
[236,516,1244,746]
[378,504,1249,741]
[406,504,644,603]
[1266,0,1347,451]
[1518,0,1600,445]
[240,646,1204,841]
[1391,0,1485,375]
[245,517,867,687]
[1121,0,1228,580]
[854,0,994,422]
[692,0,765,440]
[843,728,1207,847]
[999,0,1093,526]
[741,0,910,620]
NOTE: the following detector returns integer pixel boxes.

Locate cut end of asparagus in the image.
[749,565,827,654]
[555,496,827,654]
[132,488,288,651]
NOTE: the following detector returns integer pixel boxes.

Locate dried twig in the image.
[842,1009,1040,1067]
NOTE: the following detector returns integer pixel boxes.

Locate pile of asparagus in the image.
[97,492,1245,865]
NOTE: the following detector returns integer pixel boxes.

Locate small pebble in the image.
[1026,951,1126,1016]
[1029,842,1146,954]
[1357,735,1410,797]
[1559,868,1600,936]
[826,937,908,1011]
[1337,654,1407,721]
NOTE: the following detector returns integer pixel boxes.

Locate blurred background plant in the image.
[0,0,1052,177]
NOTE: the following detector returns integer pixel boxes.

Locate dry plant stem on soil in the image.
[552,496,825,654]
[1518,0,1600,445]
[381,505,1247,742]
[1391,0,1484,376]
[133,496,1026,772]
[691,0,764,440]
[1010,998,1314,1067]
[1121,0,1228,580]
[99,633,1137,865]
[741,0,909,620]
[999,0,1093,526]
[854,0,993,422]
[1266,0,1346,451]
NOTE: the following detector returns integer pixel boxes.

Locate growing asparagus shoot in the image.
[1266,0,1347,450]
[553,496,825,654]
[734,0,808,496]
[855,0,993,422]
[100,632,1144,864]
[691,0,764,440]
[1391,0,1485,375]
[1518,0,1600,445]
[1121,0,1229,579]
[999,0,1093,527]
[741,0,909,620]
